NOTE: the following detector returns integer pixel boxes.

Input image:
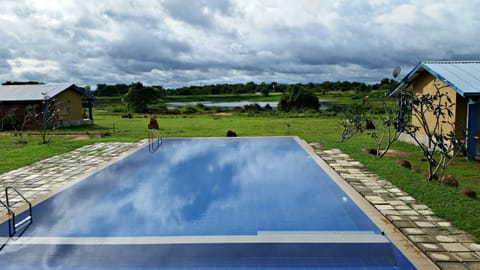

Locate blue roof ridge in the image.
[422,60,480,64]
[388,60,480,97]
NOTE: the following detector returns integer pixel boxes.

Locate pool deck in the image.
[0,141,479,270]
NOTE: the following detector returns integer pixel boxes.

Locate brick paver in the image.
[0,142,141,214]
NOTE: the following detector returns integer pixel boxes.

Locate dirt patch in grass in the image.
[213,112,233,116]
[363,148,412,157]
[60,134,101,140]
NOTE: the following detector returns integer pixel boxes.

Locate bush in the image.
[124,82,162,113]
[110,105,126,113]
[179,104,203,114]
[147,103,167,113]
[278,85,319,112]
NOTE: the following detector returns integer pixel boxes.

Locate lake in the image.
[166,101,332,110]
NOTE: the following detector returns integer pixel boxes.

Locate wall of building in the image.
[55,89,85,126]
[411,72,458,137]
[0,102,42,130]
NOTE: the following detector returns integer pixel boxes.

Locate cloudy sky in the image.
[1,0,479,88]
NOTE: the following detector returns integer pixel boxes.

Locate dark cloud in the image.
[0,48,11,73]
[107,24,192,73]
[1,1,479,87]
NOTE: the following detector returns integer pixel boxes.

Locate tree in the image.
[339,104,367,142]
[354,83,370,94]
[4,94,70,144]
[96,84,129,96]
[339,96,401,157]
[124,82,161,113]
[245,81,257,93]
[278,85,319,112]
[403,79,466,181]
[2,81,42,85]
[258,82,269,97]
[25,94,71,144]
[3,105,35,143]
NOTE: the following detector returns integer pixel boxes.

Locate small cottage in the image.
[0,83,95,129]
[389,61,480,160]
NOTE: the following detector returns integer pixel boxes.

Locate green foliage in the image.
[110,105,126,113]
[167,81,381,96]
[278,85,320,112]
[179,104,204,114]
[124,82,162,113]
[339,95,401,157]
[339,103,367,142]
[95,79,394,98]
[96,84,129,96]
[403,80,466,181]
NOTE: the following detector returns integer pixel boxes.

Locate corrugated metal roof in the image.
[0,83,83,101]
[389,61,480,97]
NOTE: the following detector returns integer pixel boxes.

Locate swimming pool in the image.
[0,137,416,269]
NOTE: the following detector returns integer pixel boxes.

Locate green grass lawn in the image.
[1,111,479,240]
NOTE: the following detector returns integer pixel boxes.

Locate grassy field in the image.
[1,110,479,240]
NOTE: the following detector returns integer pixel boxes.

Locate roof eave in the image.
[50,84,95,101]
[387,62,424,96]
[388,61,480,98]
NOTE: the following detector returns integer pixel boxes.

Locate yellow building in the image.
[0,83,95,129]
[389,61,480,161]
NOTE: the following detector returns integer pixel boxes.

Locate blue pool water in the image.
[0,137,415,269]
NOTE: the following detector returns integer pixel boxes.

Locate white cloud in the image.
[7,57,60,74]
[0,0,479,87]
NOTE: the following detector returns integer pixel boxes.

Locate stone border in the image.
[310,143,480,270]
[0,142,142,220]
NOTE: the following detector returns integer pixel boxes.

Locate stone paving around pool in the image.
[0,142,142,212]
[0,141,479,269]
[309,144,480,270]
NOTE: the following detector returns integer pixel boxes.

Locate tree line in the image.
[94,78,396,97]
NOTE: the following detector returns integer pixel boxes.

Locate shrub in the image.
[278,85,319,112]
[180,104,203,114]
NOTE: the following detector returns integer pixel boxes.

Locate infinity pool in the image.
[0,137,415,269]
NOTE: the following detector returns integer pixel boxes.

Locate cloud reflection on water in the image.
[15,137,378,238]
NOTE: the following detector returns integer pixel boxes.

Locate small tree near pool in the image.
[339,96,401,157]
[403,80,466,181]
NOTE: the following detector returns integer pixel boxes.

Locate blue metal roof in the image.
[389,61,480,97]
[0,83,94,102]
